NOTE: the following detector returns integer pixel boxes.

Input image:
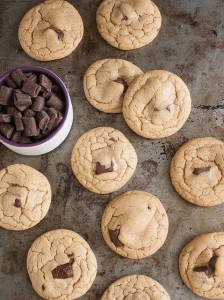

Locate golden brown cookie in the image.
[27,229,97,300]
[0,164,51,230]
[170,137,224,206]
[123,70,191,139]
[101,275,171,299]
[96,0,162,50]
[179,232,224,299]
[83,58,143,113]
[101,190,169,259]
[18,0,84,61]
[71,127,138,194]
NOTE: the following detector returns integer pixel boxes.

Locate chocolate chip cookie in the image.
[101,190,169,259]
[96,0,161,50]
[27,229,97,299]
[0,164,51,230]
[18,0,84,61]
[170,137,224,206]
[83,58,143,113]
[179,232,224,299]
[123,70,191,138]
[71,127,138,194]
[101,275,171,299]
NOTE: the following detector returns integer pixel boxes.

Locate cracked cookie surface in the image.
[101,190,169,259]
[101,274,171,299]
[83,58,143,113]
[96,0,161,50]
[123,70,191,138]
[170,137,224,206]
[27,229,97,300]
[18,0,84,61]
[71,127,137,194]
[0,164,51,231]
[179,232,224,299]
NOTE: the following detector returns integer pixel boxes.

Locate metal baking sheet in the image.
[0,0,224,299]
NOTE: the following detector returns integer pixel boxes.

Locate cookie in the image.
[170,137,224,207]
[0,164,51,230]
[83,59,143,113]
[101,274,171,300]
[96,0,161,50]
[18,0,84,61]
[27,229,97,300]
[101,190,169,259]
[71,127,137,194]
[123,70,191,139]
[179,232,224,299]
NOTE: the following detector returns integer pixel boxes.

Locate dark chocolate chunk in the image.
[22,117,38,136]
[53,111,63,128]
[42,285,45,291]
[193,166,211,175]
[11,69,25,87]
[96,161,114,175]
[208,255,218,274]
[14,91,32,111]
[51,260,74,279]
[47,107,57,130]
[46,94,63,110]
[14,198,21,208]
[0,123,14,139]
[39,74,52,92]
[23,109,36,117]
[0,86,13,105]
[11,131,21,143]
[25,72,33,78]
[7,107,18,114]
[52,84,63,98]
[31,96,45,112]
[193,255,218,278]
[193,266,209,276]
[6,77,17,88]
[114,77,128,93]
[19,135,32,144]
[0,114,13,123]
[37,111,50,131]
[49,26,64,41]
[22,79,41,98]
[109,229,124,247]
[28,74,37,83]
[14,112,24,131]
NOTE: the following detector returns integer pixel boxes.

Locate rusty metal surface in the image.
[0,0,224,299]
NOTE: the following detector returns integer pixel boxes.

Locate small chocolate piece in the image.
[109,229,124,247]
[14,198,21,208]
[49,26,64,41]
[27,74,37,83]
[114,77,128,93]
[0,85,13,105]
[14,112,24,131]
[14,91,32,111]
[96,161,114,175]
[37,110,50,131]
[0,123,14,139]
[11,131,21,143]
[47,107,57,130]
[22,79,41,98]
[6,77,17,88]
[51,260,74,279]
[208,255,218,274]
[23,109,36,117]
[193,255,218,278]
[53,111,63,128]
[31,96,45,112]
[25,72,33,78]
[46,94,63,110]
[11,69,25,87]
[22,117,38,136]
[7,107,18,114]
[19,135,32,144]
[193,266,209,276]
[193,166,211,175]
[0,114,13,123]
[42,285,45,291]
[39,74,52,92]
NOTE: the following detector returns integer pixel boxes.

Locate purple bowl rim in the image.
[0,66,71,147]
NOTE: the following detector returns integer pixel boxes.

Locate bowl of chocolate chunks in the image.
[0,66,73,155]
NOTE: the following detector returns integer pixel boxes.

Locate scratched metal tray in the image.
[0,0,224,299]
